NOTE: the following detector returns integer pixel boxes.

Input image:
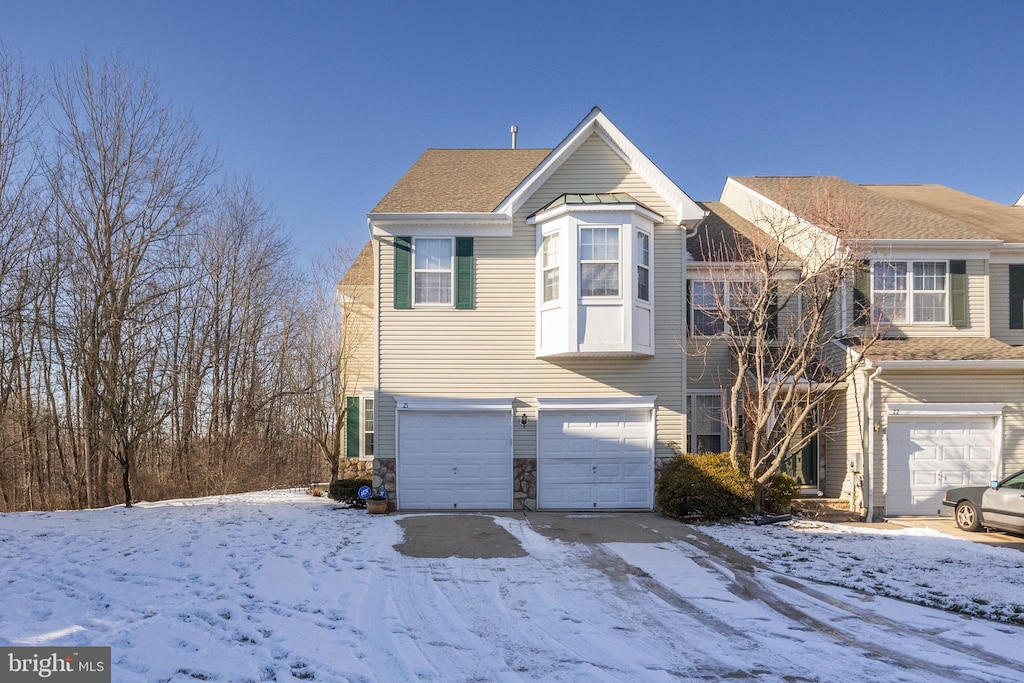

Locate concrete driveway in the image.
[388,510,1024,681]
[879,515,1024,552]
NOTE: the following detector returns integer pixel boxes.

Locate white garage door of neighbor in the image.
[538,409,653,510]
[398,410,512,510]
[886,417,994,516]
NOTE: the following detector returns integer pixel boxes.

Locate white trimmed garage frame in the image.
[395,397,514,510]
[883,402,1004,516]
[536,396,657,511]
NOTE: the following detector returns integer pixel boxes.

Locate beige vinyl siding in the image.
[990,263,1024,345]
[869,369,1024,511]
[376,132,686,462]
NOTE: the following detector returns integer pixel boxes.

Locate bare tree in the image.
[289,241,373,482]
[689,185,883,504]
[47,53,214,507]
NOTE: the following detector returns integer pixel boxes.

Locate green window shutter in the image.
[393,236,412,309]
[949,260,967,328]
[455,237,474,310]
[766,283,778,340]
[1010,265,1024,330]
[345,396,360,458]
[853,261,871,327]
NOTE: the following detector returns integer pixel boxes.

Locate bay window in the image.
[542,233,560,303]
[637,231,650,302]
[580,227,619,297]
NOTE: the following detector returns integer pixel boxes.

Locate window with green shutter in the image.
[393,236,412,309]
[949,260,967,328]
[852,261,871,326]
[455,237,474,309]
[1010,265,1024,330]
[345,396,360,458]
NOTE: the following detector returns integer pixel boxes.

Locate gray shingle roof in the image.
[864,184,1024,243]
[371,148,551,213]
[689,201,797,263]
[732,176,986,241]
[848,337,1024,362]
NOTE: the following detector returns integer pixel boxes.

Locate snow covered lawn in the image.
[1,490,1023,682]
[702,518,1024,624]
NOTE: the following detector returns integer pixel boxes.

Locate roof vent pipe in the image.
[511,125,518,149]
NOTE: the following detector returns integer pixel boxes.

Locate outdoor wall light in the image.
[520,413,528,428]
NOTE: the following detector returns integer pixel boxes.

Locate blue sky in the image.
[4,1,1024,258]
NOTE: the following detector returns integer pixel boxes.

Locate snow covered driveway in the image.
[1,491,1022,682]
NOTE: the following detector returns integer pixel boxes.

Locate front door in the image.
[781,413,818,489]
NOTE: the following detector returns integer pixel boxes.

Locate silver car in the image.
[942,469,1024,533]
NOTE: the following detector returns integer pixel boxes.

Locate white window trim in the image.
[871,259,949,325]
[687,391,726,454]
[412,237,455,307]
[579,225,621,299]
[359,391,375,462]
[637,230,652,305]
[542,232,560,305]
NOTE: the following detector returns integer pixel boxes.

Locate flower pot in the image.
[366,498,389,515]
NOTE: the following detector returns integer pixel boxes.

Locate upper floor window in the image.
[580,227,619,297]
[413,238,453,305]
[691,281,725,336]
[542,233,560,303]
[872,261,946,324]
[637,231,650,302]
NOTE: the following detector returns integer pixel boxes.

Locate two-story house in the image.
[345,109,1024,519]
[719,177,1024,520]
[352,108,705,510]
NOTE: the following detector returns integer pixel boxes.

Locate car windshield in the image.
[1000,471,1024,490]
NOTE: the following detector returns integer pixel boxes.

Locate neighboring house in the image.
[350,108,705,510]
[719,177,1024,519]
[344,109,1024,518]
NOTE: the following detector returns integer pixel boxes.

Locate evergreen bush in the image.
[655,453,756,521]
[329,477,372,508]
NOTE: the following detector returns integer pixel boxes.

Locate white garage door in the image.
[886,417,994,516]
[398,410,512,510]
[538,409,653,510]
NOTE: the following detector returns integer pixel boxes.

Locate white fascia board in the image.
[527,201,663,226]
[395,396,514,412]
[989,244,1024,264]
[884,402,1005,418]
[496,108,703,226]
[368,213,512,238]
[865,240,998,259]
[536,395,657,411]
[874,359,1024,371]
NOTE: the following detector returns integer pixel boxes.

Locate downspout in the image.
[864,364,883,522]
[680,211,709,456]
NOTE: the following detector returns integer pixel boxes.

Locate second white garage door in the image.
[886,416,995,516]
[538,408,654,510]
[398,408,512,510]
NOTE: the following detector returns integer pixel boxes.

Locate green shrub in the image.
[329,477,372,508]
[760,473,799,514]
[656,453,755,521]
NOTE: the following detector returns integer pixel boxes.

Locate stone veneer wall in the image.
[336,459,373,480]
[513,458,536,511]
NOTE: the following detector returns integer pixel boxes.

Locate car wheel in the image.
[955,501,982,532]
